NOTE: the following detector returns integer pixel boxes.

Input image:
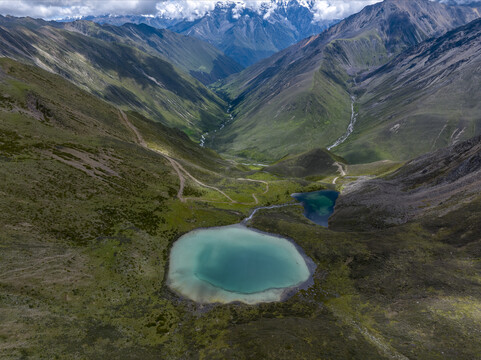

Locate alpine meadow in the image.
[0,1,480,359]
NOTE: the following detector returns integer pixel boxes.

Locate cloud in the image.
[0,0,159,19]
[155,0,217,20]
[0,0,474,21]
[310,1,381,20]
[155,1,284,21]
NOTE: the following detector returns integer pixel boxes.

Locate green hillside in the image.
[0,58,331,358]
[0,16,229,140]
[1,3,481,359]
[211,0,480,161]
[62,20,243,85]
[265,148,345,180]
[1,53,480,359]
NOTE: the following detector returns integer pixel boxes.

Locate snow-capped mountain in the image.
[74,1,342,67]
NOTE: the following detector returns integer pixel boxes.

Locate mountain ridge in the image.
[71,0,337,67]
[210,0,481,161]
[0,15,230,138]
[61,20,243,85]
[337,16,481,163]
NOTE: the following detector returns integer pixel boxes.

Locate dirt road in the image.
[119,110,251,204]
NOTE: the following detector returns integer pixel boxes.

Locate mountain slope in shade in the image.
[331,134,481,232]
[78,14,179,29]
[0,16,228,139]
[61,20,243,85]
[264,148,344,179]
[336,17,481,163]
[212,0,480,161]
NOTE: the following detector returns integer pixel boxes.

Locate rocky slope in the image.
[331,134,481,231]
[168,1,335,67]
[337,17,481,163]
[212,0,480,161]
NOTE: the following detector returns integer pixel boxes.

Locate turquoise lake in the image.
[167,225,311,304]
[292,190,339,227]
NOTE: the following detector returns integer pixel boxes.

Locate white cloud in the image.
[153,0,382,21]
[0,0,472,21]
[311,1,381,21]
[0,0,159,19]
[155,0,217,20]
[232,2,246,19]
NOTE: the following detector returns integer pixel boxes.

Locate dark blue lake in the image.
[292,190,339,227]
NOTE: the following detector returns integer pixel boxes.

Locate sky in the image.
[0,0,471,21]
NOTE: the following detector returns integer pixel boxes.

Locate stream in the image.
[200,105,234,147]
[243,190,339,226]
[242,203,300,224]
[327,95,357,151]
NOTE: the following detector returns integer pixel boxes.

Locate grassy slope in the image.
[212,29,393,161]
[231,137,481,358]
[211,35,354,161]
[0,58,335,358]
[0,58,479,358]
[62,21,244,85]
[0,16,229,140]
[0,15,479,360]
[243,199,481,359]
[264,147,345,180]
[210,0,480,162]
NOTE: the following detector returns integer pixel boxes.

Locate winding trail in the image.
[334,162,346,176]
[172,157,235,203]
[237,178,269,204]
[332,162,347,184]
[119,110,266,205]
[119,109,146,147]
[119,110,187,201]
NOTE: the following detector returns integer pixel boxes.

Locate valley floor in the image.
[0,55,480,360]
[1,147,480,359]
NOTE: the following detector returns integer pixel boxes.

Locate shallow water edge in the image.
[167,223,317,305]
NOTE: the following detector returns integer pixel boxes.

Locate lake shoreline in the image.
[165,189,340,306]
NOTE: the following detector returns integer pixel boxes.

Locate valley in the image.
[211,0,481,161]
[0,0,480,359]
[0,16,233,139]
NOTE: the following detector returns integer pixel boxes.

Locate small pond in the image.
[292,190,339,227]
[167,224,313,304]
